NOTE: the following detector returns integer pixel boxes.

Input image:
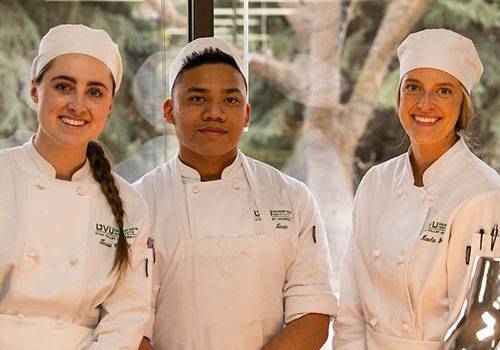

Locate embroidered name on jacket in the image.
[420,221,447,244]
[95,223,139,248]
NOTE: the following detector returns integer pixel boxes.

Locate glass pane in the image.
[0,0,188,182]
[213,0,500,296]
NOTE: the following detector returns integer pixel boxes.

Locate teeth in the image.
[414,116,438,123]
[61,117,86,126]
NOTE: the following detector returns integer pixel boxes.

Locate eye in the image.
[437,87,452,95]
[54,82,72,93]
[88,87,104,97]
[404,84,420,93]
[225,97,240,104]
[189,96,205,103]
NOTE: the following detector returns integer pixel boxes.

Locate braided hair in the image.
[87,141,130,275]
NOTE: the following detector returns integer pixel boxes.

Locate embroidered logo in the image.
[95,223,138,248]
[420,221,447,244]
[270,209,293,222]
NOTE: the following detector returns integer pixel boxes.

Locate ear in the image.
[163,99,175,125]
[244,103,251,127]
[30,81,38,103]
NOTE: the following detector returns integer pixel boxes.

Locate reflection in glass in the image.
[443,257,500,349]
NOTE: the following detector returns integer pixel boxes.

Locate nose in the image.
[202,101,226,122]
[67,93,88,116]
[416,91,436,111]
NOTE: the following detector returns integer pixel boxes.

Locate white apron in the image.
[153,157,287,350]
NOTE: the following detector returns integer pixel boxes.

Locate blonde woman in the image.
[335,28,500,349]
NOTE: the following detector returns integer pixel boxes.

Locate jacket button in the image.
[372,250,381,258]
[69,256,79,265]
[76,187,85,196]
[397,256,405,265]
[55,318,64,326]
[369,318,378,327]
[192,186,200,194]
[26,251,38,259]
[31,180,45,190]
[232,183,241,190]
[17,313,25,319]
[396,188,405,198]
[403,323,410,330]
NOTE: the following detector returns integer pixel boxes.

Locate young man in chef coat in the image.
[135,37,337,350]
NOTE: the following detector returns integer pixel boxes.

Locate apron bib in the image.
[154,156,286,350]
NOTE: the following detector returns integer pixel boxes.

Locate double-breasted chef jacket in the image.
[334,139,500,350]
[0,139,152,350]
[134,150,337,350]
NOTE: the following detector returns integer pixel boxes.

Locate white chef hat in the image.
[31,24,123,94]
[169,37,247,95]
[397,28,483,94]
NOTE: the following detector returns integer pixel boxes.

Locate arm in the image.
[88,217,153,350]
[262,313,330,350]
[280,185,337,343]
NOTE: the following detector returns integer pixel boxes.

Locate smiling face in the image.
[164,63,250,167]
[31,53,114,155]
[398,68,464,154]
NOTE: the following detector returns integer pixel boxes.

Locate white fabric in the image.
[444,189,500,333]
[134,151,337,350]
[32,24,123,94]
[397,28,483,93]
[0,139,152,349]
[334,139,500,350]
[168,37,248,95]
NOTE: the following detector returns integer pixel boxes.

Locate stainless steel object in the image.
[443,256,500,349]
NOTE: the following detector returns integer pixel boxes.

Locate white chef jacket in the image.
[134,150,337,350]
[334,139,500,349]
[0,139,152,350]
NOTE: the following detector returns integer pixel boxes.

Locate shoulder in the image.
[357,153,406,195]
[133,159,172,195]
[243,156,315,218]
[246,155,310,197]
[459,144,500,189]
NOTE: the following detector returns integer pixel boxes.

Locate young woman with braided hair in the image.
[0,24,151,349]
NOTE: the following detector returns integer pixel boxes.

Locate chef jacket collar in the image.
[403,138,466,188]
[23,136,91,182]
[176,150,243,184]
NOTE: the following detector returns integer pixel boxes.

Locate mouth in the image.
[412,114,439,125]
[198,126,228,136]
[60,116,88,127]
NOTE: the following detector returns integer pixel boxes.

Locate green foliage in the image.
[0,0,164,163]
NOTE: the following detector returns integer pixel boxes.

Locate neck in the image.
[179,148,238,181]
[409,134,458,187]
[33,134,87,181]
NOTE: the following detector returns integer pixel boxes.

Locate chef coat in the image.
[334,139,500,349]
[134,150,337,350]
[0,139,152,350]
[445,189,500,331]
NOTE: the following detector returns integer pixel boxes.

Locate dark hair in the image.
[174,47,247,91]
[87,141,129,275]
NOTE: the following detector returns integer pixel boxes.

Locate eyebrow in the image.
[50,75,109,90]
[186,86,244,95]
[403,78,457,88]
